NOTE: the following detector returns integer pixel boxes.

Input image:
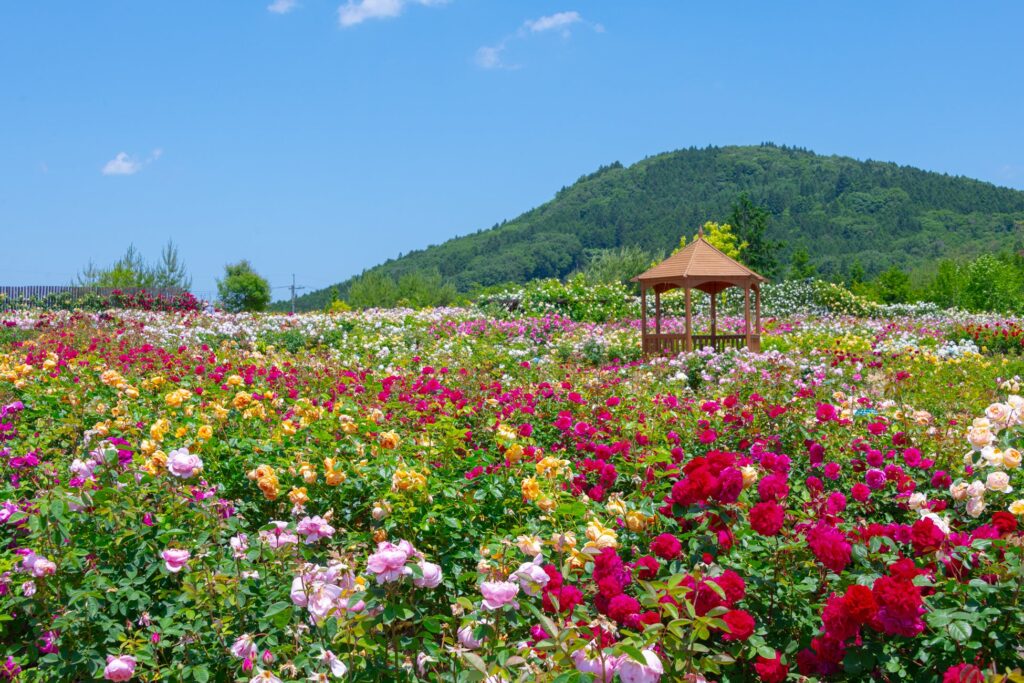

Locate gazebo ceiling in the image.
[632,235,767,290]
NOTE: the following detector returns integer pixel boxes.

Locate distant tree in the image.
[578,245,662,293]
[678,222,747,260]
[397,270,456,308]
[153,241,192,289]
[217,260,271,312]
[347,271,399,309]
[874,266,911,303]
[788,247,817,280]
[76,241,191,291]
[925,259,961,308]
[727,194,781,277]
[847,258,866,287]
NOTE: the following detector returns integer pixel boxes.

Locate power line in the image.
[272,274,307,313]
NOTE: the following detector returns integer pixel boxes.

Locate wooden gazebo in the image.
[632,232,767,355]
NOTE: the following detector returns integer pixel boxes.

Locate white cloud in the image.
[102,152,142,176]
[267,0,299,14]
[476,10,601,70]
[338,0,446,27]
[101,149,162,176]
[474,44,506,70]
[524,11,581,33]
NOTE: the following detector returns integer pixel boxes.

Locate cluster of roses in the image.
[800,558,925,676]
[365,539,443,588]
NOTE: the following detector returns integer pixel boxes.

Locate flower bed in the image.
[0,308,1023,681]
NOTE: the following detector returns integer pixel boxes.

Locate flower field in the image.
[2,307,1024,682]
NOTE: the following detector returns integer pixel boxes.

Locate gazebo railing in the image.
[642,333,760,355]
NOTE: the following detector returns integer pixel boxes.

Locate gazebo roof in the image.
[631,235,766,291]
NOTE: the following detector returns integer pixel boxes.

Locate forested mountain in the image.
[289,144,1024,310]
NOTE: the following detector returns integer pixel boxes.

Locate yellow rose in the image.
[288,487,308,505]
[585,520,618,549]
[521,477,540,501]
[232,392,251,409]
[625,510,649,532]
[197,425,213,441]
[1004,449,1022,469]
[281,420,298,436]
[378,431,400,450]
[1009,499,1024,516]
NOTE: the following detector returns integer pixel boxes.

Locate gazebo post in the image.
[755,284,762,351]
[710,289,717,345]
[743,285,752,350]
[684,287,692,352]
[654,290,661,338]
[640,285,648,354]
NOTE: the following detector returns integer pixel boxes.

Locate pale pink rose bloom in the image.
[320,650,348,677]
[458,624,484,649]
[413,561,443,588]
[511,556,549,596]
[231,634,258,660]
[166,448,203,478]
[296,516,335,544]
[248,671,282,683]
[161,548,190,573]
[259,522,298,549]
[480,580,520,610]
[618,649,664,683]
[103,654,137,681]
[366,542,411,584]
[230,533,249,559]
[571,648,622,683]
[22,552,56,577]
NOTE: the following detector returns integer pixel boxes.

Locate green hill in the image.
[288,144,1024,310]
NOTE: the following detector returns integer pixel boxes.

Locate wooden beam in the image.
[744,286,751,350]
[654,290,661,335]
[684,287,692,351]
[710,290,717,341]
[640,285,648,353]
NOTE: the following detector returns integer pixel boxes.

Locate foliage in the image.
[1,289,200,313]
[217,260,271,312]
[728,193,782,277]
[346,269,456,310]
[77,242,192,291]
[292,144,1024,310]
[788,246,817,280]
[576,245,662,293]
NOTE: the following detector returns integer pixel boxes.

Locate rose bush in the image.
[0,306,1023,680]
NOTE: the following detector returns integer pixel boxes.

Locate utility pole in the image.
[289,274,307,314]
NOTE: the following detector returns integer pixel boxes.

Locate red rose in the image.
[721,609,755,641]
[842,584,877,624]
[632,554,660,581]
[650,533,682,561]
[754,651,789,683]
[992,511,1018,534]
[910,517,946,555]
[749,501,785,536]
[607,593,641,624]
[943,664,984,683]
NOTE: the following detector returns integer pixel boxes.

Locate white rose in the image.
[966,496,987,518]
[985,403,1012,426]
[908,492,927,511]
[986,471,1013,493]
[1004,448,1022,469]
[949,482,970,501]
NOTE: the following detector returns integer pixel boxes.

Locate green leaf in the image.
[462,652,488,674]
[948,621,972,641]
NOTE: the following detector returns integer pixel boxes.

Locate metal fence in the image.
[0,285,186,300]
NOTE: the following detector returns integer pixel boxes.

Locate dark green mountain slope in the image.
[289,144,1024,310]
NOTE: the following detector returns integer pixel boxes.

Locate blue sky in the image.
[2,1,1022,298]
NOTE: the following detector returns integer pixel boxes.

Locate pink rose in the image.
[166,448,203,479]
[103,655,136,681]
[22,552,56,577]
[413,560,443,589]
[161,548,190,573]
[480,580,519,610]
[366,542,411,584]
[230,634,257,660]
[618,649,664,683]
[296,516,335,544]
